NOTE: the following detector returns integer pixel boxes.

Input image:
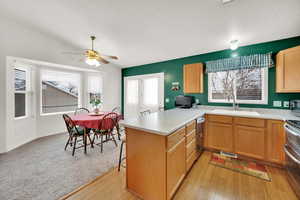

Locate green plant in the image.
[90,97,102,108]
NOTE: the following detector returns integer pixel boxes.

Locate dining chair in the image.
[63,114,93,156]
[93,112,119,153]
[118,134,126,171]
[75,107,90,115]
[140,109,151,116]
[111,106,124,140]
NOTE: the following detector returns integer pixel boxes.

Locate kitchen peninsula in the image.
[121,106,300,200]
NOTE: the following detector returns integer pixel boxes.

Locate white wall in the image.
[0,16,121,153]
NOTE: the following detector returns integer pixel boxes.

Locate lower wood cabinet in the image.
[234,125,265,160]
[167,138,186,199]
[207,122,233,152]
[267,120,285,164]
[204,114,286,165]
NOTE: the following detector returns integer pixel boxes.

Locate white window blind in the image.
[41,70,80,114]
[88,76,103,94]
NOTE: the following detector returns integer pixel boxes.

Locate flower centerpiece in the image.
[90,96,102,114]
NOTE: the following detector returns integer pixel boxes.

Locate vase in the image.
[94,108,100,114]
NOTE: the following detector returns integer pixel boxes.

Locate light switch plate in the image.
[283,101,290,108]
[165,98,170,103]
[195,99,199,104]
[273,101,282,107]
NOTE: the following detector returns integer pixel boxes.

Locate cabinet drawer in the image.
[167,127,185,149]
[186,120,196,134]
[186,130,196,144]
[207,115,232,124]
[186,150,197,172]
[186,139,196,158]
[234,117,265,128]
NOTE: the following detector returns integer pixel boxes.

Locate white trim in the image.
[208,68,268,105]
[7,56,100,72]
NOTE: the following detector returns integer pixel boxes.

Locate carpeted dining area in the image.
[0,132,123,200]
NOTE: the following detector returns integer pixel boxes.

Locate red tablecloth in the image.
[71,113,122,129]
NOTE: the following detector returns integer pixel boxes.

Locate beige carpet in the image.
[0,133,123,200]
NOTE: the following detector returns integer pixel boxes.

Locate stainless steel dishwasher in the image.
[196,117,205,155]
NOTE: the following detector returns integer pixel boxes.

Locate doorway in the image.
[124,73,164,119]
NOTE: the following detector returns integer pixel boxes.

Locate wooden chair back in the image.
[99,112,119,131]
[75,107,90,115]
[63,114,80,136]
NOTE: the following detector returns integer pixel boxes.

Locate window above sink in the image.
[208,68,268,105]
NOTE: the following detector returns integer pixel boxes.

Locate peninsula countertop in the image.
[120,106,300,136]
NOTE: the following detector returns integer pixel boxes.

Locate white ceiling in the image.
[0,0,299,68]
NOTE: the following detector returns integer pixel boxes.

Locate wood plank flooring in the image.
[63,151,297,200]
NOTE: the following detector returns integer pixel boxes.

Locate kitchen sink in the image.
[210,109,260,116]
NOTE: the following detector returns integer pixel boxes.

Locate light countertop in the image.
[120,106,300,136]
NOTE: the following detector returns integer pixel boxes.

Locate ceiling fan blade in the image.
[101,54,118,60]
[97,57,110,64]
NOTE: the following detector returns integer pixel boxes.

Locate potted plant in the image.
[90,96,102,114]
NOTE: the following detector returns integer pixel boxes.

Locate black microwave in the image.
[175,95,195,109]
[290,100,300,116]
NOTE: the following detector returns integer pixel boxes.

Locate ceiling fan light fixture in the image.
[85,58,100,67]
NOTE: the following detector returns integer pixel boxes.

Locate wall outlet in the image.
[273,101,282,107]
[195,99,199,104]
[165,98,170,103]
[283,101,290,108]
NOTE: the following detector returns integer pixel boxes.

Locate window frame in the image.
[208,67,268,105]
[40,69,82,116]
[14,66,31,120]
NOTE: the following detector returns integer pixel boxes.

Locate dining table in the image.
[71,112,123,154]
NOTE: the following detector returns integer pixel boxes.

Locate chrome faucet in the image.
[231,93,239,111]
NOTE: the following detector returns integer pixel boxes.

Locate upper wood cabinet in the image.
[276,45,300,93]
[183,63,203,94]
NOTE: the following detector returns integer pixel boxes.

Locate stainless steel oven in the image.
[284,121,300,198]
[290,100,300,117]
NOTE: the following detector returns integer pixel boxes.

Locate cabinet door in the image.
[167,138,186,200]
[276,45,300,93]
[234,125,265,160]
[183,63,203,93]
[207,122,233,152]
[267,120,285,164]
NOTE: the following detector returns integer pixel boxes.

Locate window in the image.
[41,70,80,114]
[208,68,268,104]
[88,75,103,108]
[143,78,158,106]
[14,68,30,118]
[126,79,139,104]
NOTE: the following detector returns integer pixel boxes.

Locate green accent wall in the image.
[122,36,300,112]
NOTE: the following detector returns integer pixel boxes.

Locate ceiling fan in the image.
[63,36,118,67]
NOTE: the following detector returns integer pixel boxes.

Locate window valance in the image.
[205,53,274,73]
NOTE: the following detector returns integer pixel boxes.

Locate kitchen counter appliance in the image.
[175,95,195,109]
[196,117,205,155]
[284,120,300,198]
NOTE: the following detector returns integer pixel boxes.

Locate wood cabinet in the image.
[183,63,203,94]
[267,120,285,164]
[204,114,286,165]
[234,125,266,160]
[126,120,198,200]
[185,120,198,172]
[207,122,233,152]
[167,138,186,199]
[276,45,300,93]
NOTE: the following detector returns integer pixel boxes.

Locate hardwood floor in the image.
[63,151,297,200]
